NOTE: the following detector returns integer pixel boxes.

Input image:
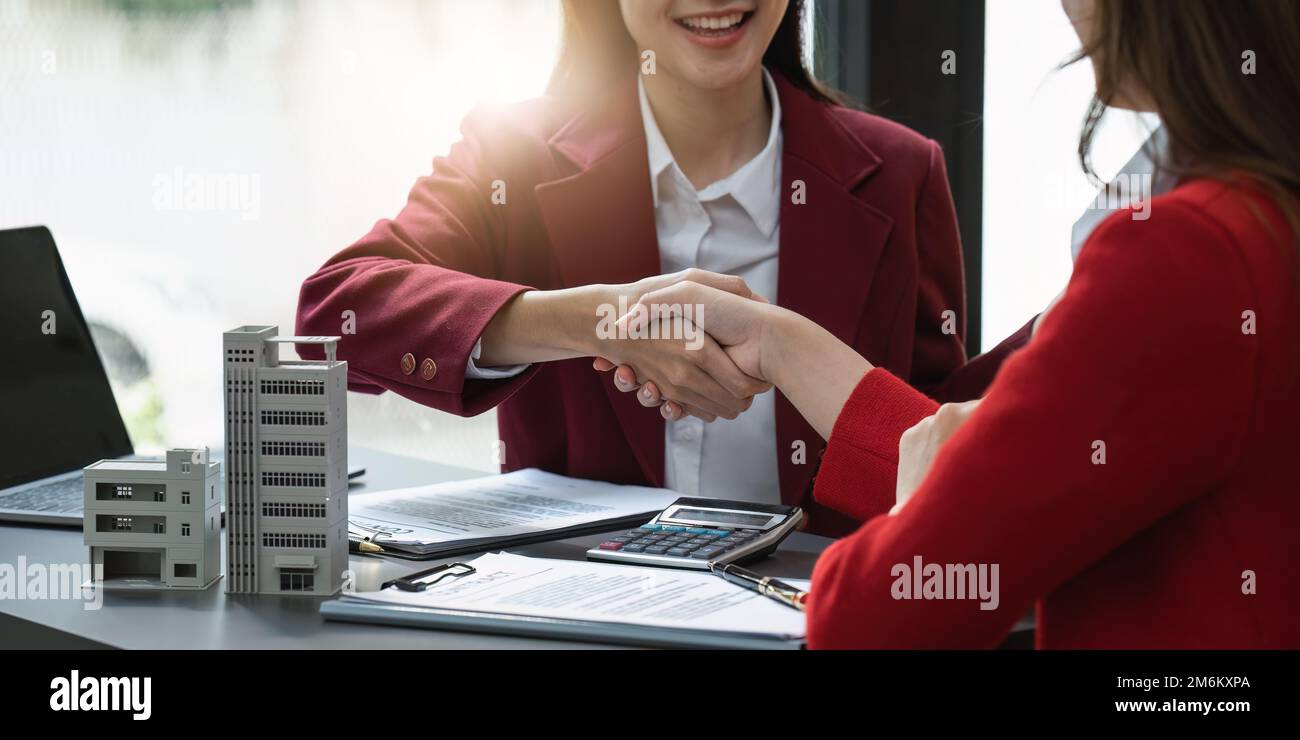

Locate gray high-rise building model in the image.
[223,326,348,595]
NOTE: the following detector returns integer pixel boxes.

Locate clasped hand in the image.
[592,270,778,422]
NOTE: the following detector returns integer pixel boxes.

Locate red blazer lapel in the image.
[534,74,666,486]
[772,75,895,506]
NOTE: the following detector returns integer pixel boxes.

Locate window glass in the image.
[982,0,1160,350]
[3,0,560,469]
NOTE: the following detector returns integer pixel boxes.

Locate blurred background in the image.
[0,0,1153,470]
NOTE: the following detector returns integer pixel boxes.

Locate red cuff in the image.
[813,369,939,520]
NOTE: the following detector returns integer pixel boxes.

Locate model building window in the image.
[279,568,315,592]
[181,523,191,536]
[174,563,196,578]
[181,491,191,504]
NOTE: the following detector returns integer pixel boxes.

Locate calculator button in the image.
[685,527,709,534]
[598,541,624,551]
[612,536,634,543]
[660,526,687,532]
[629,529,653,536]
[692,548,722,559]
[621,544,646,553]
[704,529,731,536]
[666,548,691,557]
[645,546,669,555]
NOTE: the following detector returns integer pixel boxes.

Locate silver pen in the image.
[709,562,808,612]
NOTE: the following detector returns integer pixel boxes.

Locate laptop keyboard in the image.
[0,476,83,514]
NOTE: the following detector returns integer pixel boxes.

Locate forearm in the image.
[765,308,873,440]
[477,285,609,366]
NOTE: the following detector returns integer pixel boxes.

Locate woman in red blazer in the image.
[622,0,1300,647]
[296,0,1010,532]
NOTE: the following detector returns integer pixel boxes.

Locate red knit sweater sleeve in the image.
[811,369,938,521]
[805,199,1261,648]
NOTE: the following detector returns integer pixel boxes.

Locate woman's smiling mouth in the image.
[674,10,754,48]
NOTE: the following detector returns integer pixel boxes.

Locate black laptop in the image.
[0,226,136,525]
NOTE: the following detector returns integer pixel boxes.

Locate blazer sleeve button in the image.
[420,358,438,381]
[400,353,416,376]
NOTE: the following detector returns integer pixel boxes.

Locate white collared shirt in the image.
[641,69,782,504]
[469,69,784,504]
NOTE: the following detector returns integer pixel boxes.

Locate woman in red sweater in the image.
[620,0,1300,648]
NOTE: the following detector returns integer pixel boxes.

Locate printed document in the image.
[351,552,806,640]
[349,469,679,547]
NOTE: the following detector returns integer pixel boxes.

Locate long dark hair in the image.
[1072,0,1300,242]
[547,0,841,105]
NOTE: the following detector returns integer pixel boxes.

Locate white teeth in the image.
[680,12,744,31]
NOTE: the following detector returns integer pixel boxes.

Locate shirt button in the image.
[420,358,438,381]
[400,353,416,376]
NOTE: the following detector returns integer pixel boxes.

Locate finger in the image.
[592,357,616,372]
[662,400,715,423]
[638,381,663,407]
[613,365,640,392]
[661,368,746,419]
[678,402,716,422]
[634,283,704,318]
[632,282,748,344]
[661,401,685,422]
[680,268,752,299]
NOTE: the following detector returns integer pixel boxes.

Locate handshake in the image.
[587,269,786,423]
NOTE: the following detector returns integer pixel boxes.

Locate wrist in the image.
[762,306,809,389]
[764,307,873,392]
[479,286,606,365]
[536,285,612,358]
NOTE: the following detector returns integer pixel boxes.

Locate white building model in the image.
[223,326,348,596]
[83,449,222,589]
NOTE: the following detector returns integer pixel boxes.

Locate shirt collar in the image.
[638,68,783,238]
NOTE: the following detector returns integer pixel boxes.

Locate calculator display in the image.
[667,508,773,527]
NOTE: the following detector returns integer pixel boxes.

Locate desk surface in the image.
[0,448,832,649]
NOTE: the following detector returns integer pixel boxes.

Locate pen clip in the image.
[348,520,394,543]
[382,562,476,592]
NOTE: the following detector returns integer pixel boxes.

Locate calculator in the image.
[586,497,803,570]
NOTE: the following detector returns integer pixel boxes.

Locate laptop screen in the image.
[0,227,133,488]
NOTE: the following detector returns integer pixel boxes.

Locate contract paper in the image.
[348,468,679,548]
[351,552,807,640]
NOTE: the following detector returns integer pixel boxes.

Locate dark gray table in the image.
[0,448,832,649]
